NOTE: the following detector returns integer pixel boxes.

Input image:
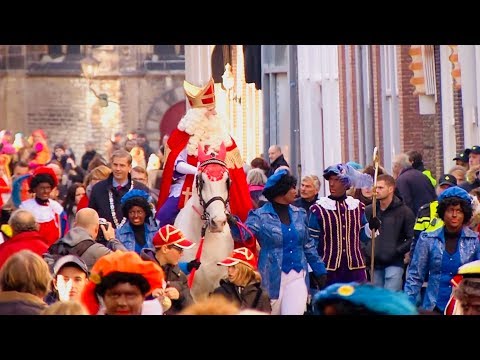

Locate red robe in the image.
[157,128,256,253]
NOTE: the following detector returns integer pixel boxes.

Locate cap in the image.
[152,224,195,249]
[437,186,472,203]
[53,255,89,276]
[453,150,469,163]
[312,282,418,315]
[184,78,216,109]
[438,174,457,187]
[217,247,257,269]
[470,145,480,155]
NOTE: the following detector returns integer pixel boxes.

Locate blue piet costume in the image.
[404,185,480,312]
[115,189,158,254]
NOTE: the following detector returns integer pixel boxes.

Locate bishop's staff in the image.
[370,147,380,284]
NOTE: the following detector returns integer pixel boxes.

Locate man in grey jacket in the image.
[48,208,126,270]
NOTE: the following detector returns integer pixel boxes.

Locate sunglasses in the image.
[167,244,184,253]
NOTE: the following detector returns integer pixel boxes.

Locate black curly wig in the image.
[262,173,297,202]
[95,271,150,298]
[29,173,56,192]
[437,197,473,224]
[121,197,153,219]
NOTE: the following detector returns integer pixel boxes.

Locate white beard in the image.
[177,108,232,156]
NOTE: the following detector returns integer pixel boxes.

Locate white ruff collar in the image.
[316,196,360,211]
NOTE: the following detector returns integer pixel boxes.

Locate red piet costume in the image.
[157,78,254,253]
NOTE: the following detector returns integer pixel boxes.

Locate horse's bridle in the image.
[195,157,231,235]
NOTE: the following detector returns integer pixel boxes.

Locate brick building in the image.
[0,45,187,159]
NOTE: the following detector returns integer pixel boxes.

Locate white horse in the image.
[174,143,234,301]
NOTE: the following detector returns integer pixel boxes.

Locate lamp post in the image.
[222,63,235,135]
[81,55,114,107]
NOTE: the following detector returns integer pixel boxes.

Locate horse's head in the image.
[196,143,230,233]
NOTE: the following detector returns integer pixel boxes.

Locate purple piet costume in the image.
[307,163,373,286]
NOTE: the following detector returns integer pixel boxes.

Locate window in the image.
[145,45,185,71]
[28,45,83,75]
[7,45,25,69]
[48,45,81,56]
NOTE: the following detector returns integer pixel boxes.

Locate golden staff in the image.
[370,147,380,284]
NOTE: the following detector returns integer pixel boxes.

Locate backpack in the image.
[43,240,95,273]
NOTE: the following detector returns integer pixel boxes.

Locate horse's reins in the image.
[188,157,231,288]
[195,157,231,238]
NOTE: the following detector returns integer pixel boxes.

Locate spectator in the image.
[293,175,320,213]
[266,145,289,178]
[0,250,50,315]
[88,150,149,229]
[0,209,49,269]
[44,255,89,305]
[80,141,97,171]
[47,207,126,270]
[246,168,267,208]
[213,247,271,313]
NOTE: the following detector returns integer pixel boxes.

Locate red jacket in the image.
[0,231,49,269]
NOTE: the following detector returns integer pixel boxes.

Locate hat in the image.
[29,165,59,188]
[217,247,257,269]
[449,260,480,288]
[323,163,373,190]
[152,224,195,249]
[470,146,480,155]
[437,186,472,203]
[81,251,165,315]
[438,174,457,187]
[312,282,418,315]
[264,169,288,190]
[453,150,470,163]
[53,255,89,276]
[120,189,150,205]
[184,78,215,109]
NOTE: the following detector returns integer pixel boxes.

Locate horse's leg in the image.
[190,228,234,301]
[174,206,203,262]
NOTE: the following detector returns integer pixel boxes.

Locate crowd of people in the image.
[1,77,480,316]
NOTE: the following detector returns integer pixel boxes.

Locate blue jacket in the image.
[115,222,158,253]
[404,226,480,310]
[230,202,326,299]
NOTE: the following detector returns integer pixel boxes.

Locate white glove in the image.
[175,161,198,175]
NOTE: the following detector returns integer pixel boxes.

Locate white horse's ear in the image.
[198,142,209,163]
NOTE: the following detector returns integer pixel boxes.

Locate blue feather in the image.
[12,174,31,208]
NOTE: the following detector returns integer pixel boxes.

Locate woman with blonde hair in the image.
[0,249,51,314]
[212,247,271,313]
[77,165,112,211]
